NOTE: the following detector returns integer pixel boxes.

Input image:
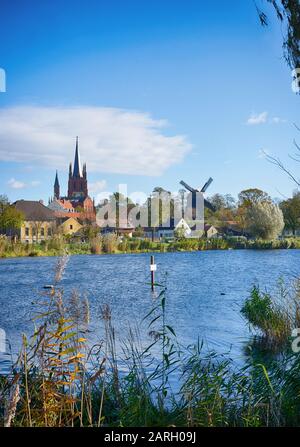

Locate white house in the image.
[174,218,192,237]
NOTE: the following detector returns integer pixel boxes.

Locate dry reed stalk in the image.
[3,382,20,427]
[54,254,69,284]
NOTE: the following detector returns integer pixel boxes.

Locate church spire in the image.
[68,137,88,199]
[73,136,82,177]
[54,170,60,199]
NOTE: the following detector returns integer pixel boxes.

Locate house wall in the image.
[58,218,82,235]
[20,221,56,243]
[206,227,218,238]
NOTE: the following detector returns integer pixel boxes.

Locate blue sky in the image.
[0,0,299,203]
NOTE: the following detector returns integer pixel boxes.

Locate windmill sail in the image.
[179,180,197,193]
[180,178,216,212]
[201,177,213,193]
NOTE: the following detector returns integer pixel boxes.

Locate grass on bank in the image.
[2,234,300,259]
[1,256,300,427]
[242,281,300,349]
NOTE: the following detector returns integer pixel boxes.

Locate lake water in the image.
[1,250,300,374]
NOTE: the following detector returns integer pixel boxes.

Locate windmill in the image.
[179,178,216,220]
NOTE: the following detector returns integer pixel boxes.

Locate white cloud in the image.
[246,112,287,126]
[0,106,192,176]
[246,112,268,125]
[89,180,107,194]
[7,178,26,189]
[7,178,40,189]
[271,116,286,124]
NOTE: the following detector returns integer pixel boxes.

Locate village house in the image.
[143,217,191,240]
[203,224,218,239]
[12,200,56,243]
[56,216,83,236]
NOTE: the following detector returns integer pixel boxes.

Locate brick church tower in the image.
[68,137,88,199]
[50,137,96,222]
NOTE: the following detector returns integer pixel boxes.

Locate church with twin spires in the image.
[48,137,96,221]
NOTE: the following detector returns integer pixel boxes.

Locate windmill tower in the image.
[179,177,215,221]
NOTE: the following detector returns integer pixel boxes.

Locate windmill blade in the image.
[180,180,197,193]
[204,198,216,212]
[201,177,213,193]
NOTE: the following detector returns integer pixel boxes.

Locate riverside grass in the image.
[1,234,300,258]
[241,281,300,349]
[2,257,300,426]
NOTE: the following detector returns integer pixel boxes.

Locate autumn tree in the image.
[280,191,300,234]
[245,201,284,239]
[236,189,272,235]
[238,189,271,208]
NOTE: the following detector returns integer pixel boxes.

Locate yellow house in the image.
[57,217,83,235]
[14,200,56,243]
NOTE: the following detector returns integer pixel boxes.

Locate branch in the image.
[293,123,300,132]
[264,150,300,187]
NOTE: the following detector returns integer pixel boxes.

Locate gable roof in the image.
[204,224,217,231]
[56,216,83,226]
[14,200,55,221]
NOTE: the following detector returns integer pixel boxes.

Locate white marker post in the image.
[150,255,157,291]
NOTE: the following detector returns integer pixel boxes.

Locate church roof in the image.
[59,199,74,208]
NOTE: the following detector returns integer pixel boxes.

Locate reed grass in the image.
[2,233,300,259]
[2,257,300,427]
[241,282,300,348]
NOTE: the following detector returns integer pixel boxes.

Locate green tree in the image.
[0,197,24,233]
[0,195,9,213]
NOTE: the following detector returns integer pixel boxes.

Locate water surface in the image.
[1,250,300,373]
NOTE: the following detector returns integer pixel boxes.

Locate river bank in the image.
[1,236,300,258]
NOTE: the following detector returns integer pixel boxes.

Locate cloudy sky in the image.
[0,0,299,203]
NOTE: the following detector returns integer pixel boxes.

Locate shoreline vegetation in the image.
[1,234,300,259]
[1,256,300,427]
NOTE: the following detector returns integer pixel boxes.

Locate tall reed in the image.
[2,257,300,426]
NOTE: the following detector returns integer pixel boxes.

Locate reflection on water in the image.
[1,250,300,374]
